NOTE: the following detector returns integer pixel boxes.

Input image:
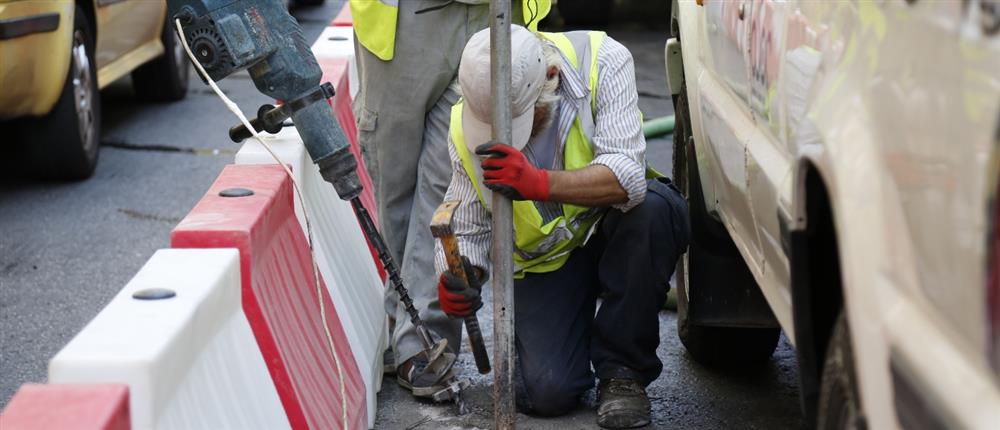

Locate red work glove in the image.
[475,142,550,201]
[437,257,487,318]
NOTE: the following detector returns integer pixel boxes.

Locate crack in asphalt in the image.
[117,208,182,224]
[191,87,231,95]
[102,140,237,156]
[1,263,17,276]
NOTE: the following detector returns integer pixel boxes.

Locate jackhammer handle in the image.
[228,118,264,142]
[229,104,285,143]
[440,235,492,374]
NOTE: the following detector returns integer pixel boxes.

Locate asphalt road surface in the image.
[1,3,801,428]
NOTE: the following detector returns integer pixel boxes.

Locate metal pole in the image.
[489,0,516,428]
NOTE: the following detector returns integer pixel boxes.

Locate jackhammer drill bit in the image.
[350,198,469,413]
[350,198,435,348]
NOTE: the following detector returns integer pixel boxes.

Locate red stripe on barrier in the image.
[332,4,352,26]
[171,165,366,430]
[318,57,387,282]
[0,384,130,430]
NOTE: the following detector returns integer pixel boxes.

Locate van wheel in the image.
[132,18,189,102]
[673,86,779,367]
[25,6,100,180]
[817,313,867,430]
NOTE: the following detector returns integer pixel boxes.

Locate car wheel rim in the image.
[71,29,96,153]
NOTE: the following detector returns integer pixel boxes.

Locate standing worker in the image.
[349,0,551,397]
[435,25,690,428]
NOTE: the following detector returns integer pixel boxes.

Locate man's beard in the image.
[531,103,555,137]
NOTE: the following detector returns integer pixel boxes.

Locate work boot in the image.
[396,352,457,399]
[597,378,651,429]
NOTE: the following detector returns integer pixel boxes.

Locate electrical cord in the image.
[173,19,349,428]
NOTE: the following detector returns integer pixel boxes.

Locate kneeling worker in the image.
[434,25,690,428]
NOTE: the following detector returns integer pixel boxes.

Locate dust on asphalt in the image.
[377,288,801,429]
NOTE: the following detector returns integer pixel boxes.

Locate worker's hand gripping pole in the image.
[431,201,492,375]
[489,0,517,428]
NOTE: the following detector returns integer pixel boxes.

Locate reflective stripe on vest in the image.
[352,0,551,61]
[450,30,608,276]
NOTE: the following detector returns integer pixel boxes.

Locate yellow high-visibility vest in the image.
[350,0,552,61]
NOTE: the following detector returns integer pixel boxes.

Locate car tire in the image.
[132,18,189,102]
[816,312,867,430]
[296,0,326,6]
[673,86,780,367]
[24,6,101,180]
[558,0,613,27]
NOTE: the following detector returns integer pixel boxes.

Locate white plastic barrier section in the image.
[312,25,359,100]
[48,249,290,430]
[236,129,387,429]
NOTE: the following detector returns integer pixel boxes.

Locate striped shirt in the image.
[434,35,647,275]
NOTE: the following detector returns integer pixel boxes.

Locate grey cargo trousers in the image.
[353,1,525,366]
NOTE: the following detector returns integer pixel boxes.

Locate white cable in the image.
[174,19,349,428]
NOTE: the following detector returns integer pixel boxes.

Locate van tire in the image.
[673,86,780,367]
[132,18,189,102]
[816,312,867,430]
[25,6,100,180]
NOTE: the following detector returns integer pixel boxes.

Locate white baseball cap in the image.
[458,25,547,156]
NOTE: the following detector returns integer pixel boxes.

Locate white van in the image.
[666,1,1000,428]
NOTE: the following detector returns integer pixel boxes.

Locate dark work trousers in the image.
[513,179,690,416]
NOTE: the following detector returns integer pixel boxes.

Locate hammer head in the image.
[430,200,460,238]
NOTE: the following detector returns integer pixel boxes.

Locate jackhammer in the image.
[167,0,469,412]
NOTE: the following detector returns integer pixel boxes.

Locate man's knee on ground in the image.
[640,184,677,213]
[520,377,583,417]
[611,187,673,232]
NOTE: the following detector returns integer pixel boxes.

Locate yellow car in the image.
[0,0,188,180]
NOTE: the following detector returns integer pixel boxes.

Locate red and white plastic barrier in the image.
[235,129,386,428]
[46,248,289,430]
[229,5,388,423]
[172,164,368,429]
[313,16,360,101]
[0,384,131,430]
[332,4,353,28]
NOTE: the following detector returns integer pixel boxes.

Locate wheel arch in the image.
[788,157,845,424]
[75,0,96,42]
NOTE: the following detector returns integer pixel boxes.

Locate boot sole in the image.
[396,374,440,398]
[597,412,651,429]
